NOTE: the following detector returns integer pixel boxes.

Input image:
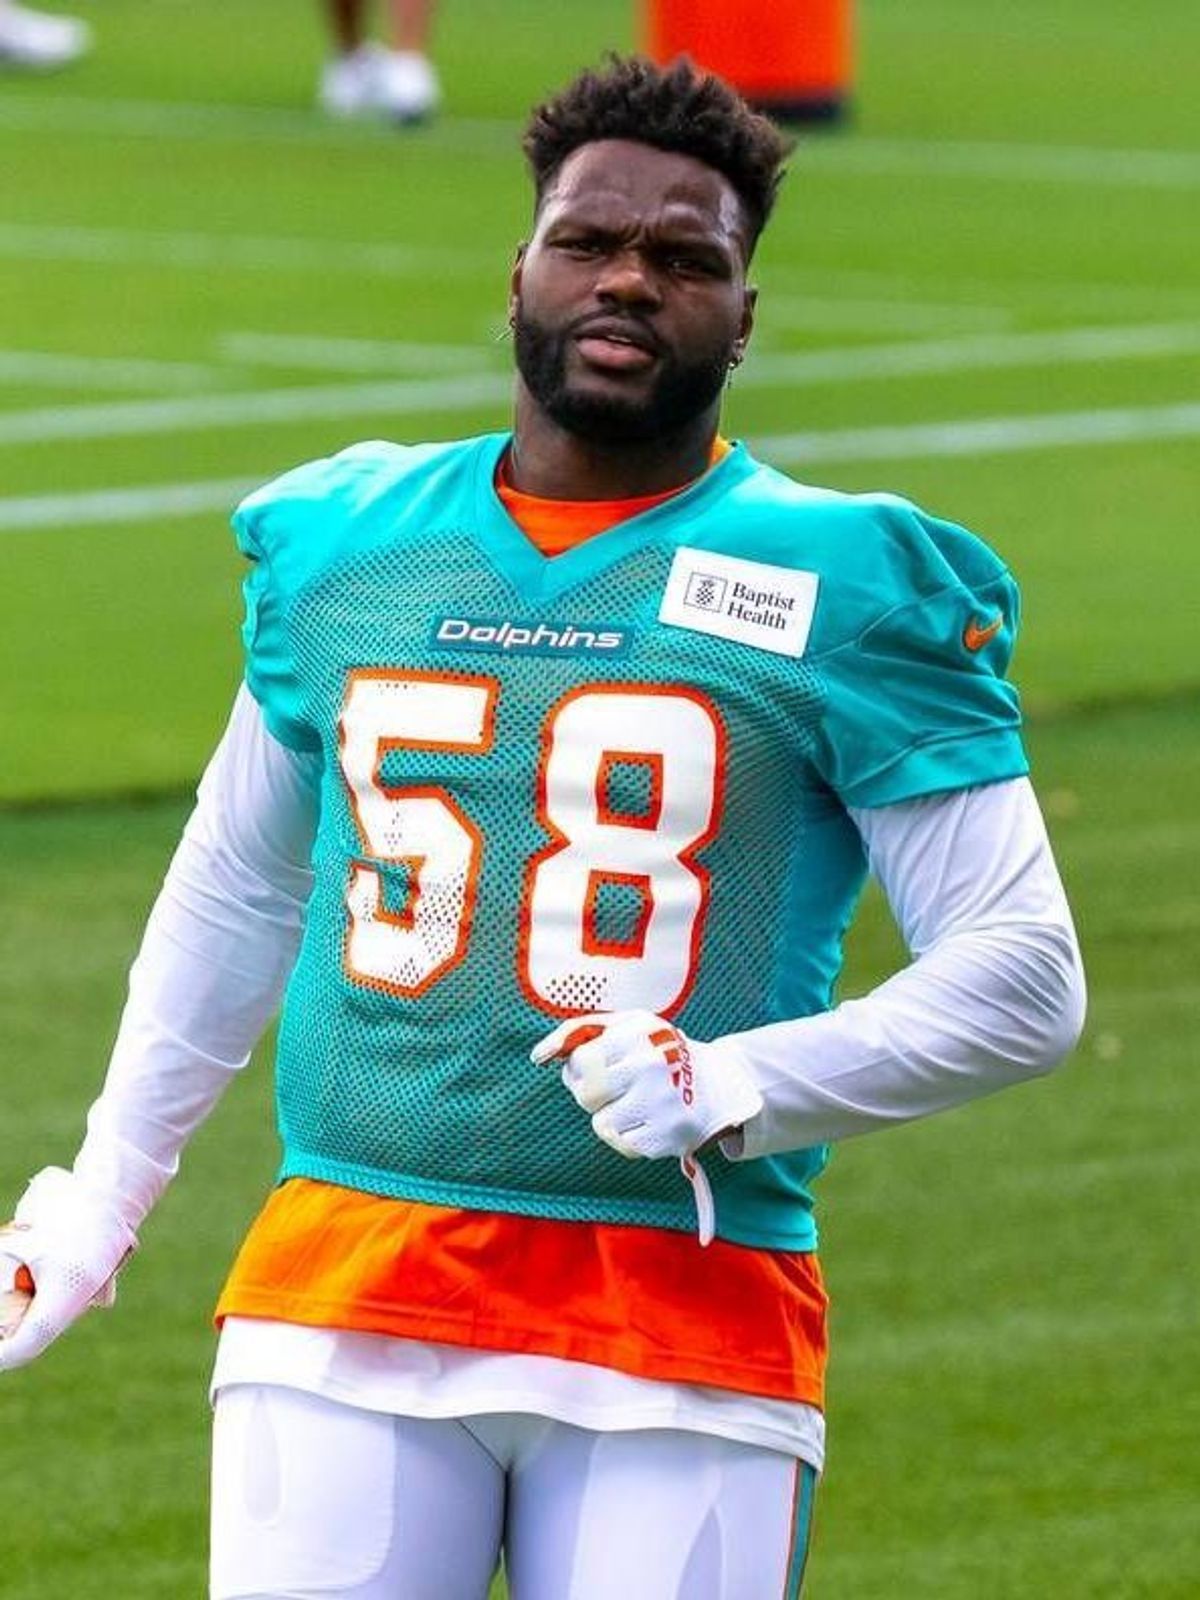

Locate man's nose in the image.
[594,249,662,307]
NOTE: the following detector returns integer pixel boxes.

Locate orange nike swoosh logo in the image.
[963,613,1003,652]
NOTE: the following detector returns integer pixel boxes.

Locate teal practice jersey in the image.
[234,433,1028,1250]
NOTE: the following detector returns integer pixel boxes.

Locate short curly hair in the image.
[523,54,793,255]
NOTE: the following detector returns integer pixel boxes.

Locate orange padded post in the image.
[644,0,853,123]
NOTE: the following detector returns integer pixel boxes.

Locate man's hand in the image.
[0,1168,137,1372]
[531,1010,762,1161]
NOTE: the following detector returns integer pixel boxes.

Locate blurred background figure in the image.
[0,0,90,69]
[318,0,439,123]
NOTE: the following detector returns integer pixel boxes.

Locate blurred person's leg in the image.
[319,0,383,118]
[326,0,367,54]
[0,0,90,69]
[377,0,440,121]
[386,0,435,56]
[318,0,439,124]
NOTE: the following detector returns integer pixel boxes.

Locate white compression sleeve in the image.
[722,778,1087,1161]
[72,687,320,1229]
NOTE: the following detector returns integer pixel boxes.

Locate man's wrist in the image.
[709,1035,763,1161]
[717,1124,746,1159]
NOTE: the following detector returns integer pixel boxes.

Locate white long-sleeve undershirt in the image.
[72,684,1085,1231]
[724,776,1086,1160]
[73,687,318,1228]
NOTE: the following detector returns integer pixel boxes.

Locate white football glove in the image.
[531,1010,763,1163]
[0,1167,137,1372]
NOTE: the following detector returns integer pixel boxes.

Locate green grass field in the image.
[1,1,1197,1594]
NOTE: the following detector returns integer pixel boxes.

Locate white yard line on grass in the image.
[0,319,1195,445]
[741,320,1200,386]
[0,373,512,445]
[764,296,1014,336]
[0,94,510,149]
[3,95,1199,189]
[0,478,254,532]
[754,400,1200,466]
[0,223,484,279]
[796,136,1200,192]
[220,332,505,375]
[0,349,231,393]
[3,401,1198,534]
[761,268,1200,323]
[0,94,368,144]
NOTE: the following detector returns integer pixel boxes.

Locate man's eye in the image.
[557,238,604,257]
[667,255,718,277]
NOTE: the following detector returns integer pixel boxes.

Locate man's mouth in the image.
[573,320,660,374]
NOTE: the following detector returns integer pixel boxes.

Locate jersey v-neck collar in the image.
[469,431,755,601]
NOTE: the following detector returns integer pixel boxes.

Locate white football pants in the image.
[211,1384,817,1599]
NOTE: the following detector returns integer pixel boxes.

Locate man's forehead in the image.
[540,139,746,239]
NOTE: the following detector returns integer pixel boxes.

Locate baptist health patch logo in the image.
[684,571,728,613]
[660,548,819,658]
[432,615,633,657]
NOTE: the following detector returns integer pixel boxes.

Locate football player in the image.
[0,55,1085,1599]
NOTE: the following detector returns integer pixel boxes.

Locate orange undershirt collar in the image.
[496,438,731,558]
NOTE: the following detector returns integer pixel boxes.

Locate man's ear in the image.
[732,285,758,366]
[508,244,527,325]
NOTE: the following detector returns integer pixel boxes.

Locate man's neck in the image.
[509,388,721,501]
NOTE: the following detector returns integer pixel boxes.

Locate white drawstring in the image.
[679,1153,715,1248]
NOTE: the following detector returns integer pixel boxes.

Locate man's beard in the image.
[513,304,731,445]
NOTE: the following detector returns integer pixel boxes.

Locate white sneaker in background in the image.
[0,2,91,70]
[374,50,440,124]
[318,42,388,119]
[318,43,440,125]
